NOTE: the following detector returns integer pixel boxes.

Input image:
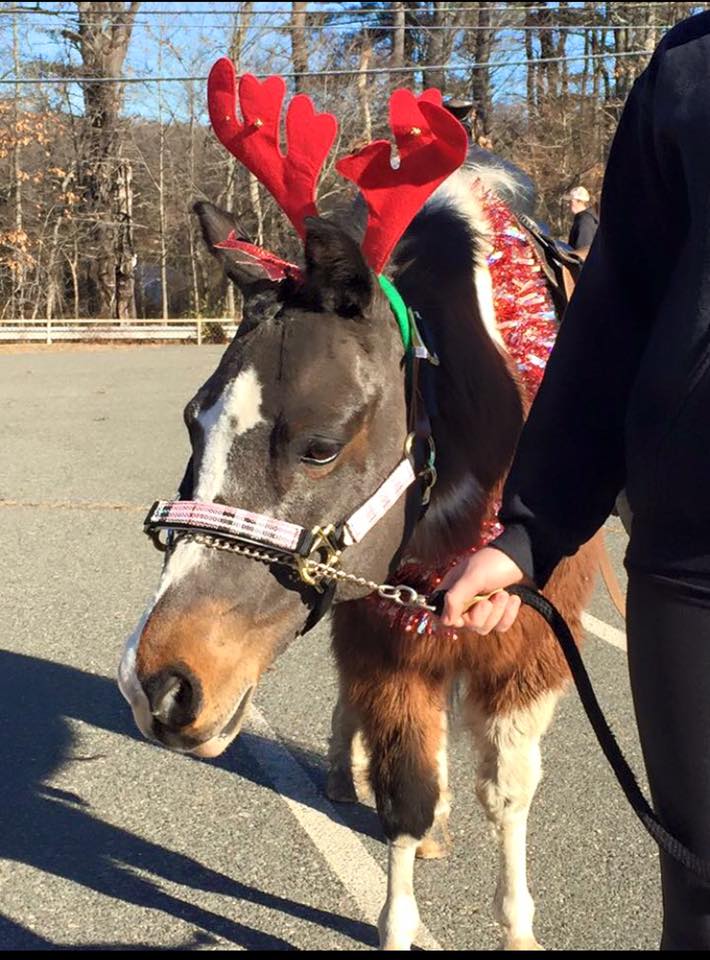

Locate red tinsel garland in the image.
[362,186,558,639]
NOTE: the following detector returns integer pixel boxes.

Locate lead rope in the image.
[505,584,710,885]
[176,529,710,882]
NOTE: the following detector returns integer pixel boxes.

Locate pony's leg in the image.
[416,710,452,860]
[470,692,559,952]
[364,674,446,950]
[326,687,371,803]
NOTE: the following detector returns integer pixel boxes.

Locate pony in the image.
[119,64,596,950]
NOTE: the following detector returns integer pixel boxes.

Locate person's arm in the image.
[442,24,695,628]
[492,42,687,587]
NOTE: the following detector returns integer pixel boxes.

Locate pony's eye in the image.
[301,439,342,466]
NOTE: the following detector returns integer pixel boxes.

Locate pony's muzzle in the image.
[144,665,203,732]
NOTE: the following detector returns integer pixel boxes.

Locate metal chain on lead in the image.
[179,532,436,612]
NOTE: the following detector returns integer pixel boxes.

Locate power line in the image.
[1,48,654,85]
[109,20,678,32]
[5,2,695,16]
[3,4,616,14]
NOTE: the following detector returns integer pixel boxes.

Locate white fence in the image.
[0,318,238,345]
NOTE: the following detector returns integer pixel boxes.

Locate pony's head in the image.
[120,204,417,755]
[119,62,481,757]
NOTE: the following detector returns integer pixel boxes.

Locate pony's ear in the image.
[303,216,373,318]
[193,200,274,289]
[193,200,283,330]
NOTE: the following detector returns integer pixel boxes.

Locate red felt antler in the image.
[336,88,469,273]
[208,58,338,239]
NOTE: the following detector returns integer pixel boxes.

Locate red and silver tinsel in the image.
[362,186,558,639]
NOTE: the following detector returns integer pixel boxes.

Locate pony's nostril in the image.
[144,667,202,730]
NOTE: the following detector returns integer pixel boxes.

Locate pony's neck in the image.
[391,210,524,565]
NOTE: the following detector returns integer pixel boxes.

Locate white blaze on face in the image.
[195,366,265,501]
[157,367,265,600]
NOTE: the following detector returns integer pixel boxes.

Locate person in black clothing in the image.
[440,12,710,951]
[566,185,599,251]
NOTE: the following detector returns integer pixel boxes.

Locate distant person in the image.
[566,185,598,251]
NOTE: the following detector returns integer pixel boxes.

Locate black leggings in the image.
[627,572,710,950]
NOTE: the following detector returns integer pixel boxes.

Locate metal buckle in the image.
[404,433,437,506]
[146,526,170,553]
[295,524,342,591]
[410,310,439,366]
[420,435,437,506]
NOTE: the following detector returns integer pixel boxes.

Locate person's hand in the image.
[439,547,526,634]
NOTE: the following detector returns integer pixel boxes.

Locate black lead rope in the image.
[431,584,710,884]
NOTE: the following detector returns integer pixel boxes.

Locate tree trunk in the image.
[225,2,255,319]
[471,2,494,145]
[72,1,140,318]
[525,2,537,114]
[358,38,373,141]
[422,2,447,91]
[114,158,136,320]
[392,1,405,76]
[12,14,24,318]
[157,57,168,322]
[291,2,309,94]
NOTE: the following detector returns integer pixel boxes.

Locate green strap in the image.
[378,274,411,355]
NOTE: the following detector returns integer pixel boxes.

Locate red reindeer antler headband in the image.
[207,57,468,276]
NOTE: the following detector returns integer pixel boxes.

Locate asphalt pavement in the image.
[0,345,660,951]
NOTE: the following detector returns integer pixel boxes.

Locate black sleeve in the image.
[573,210,598,250]
[492,36,689,586]
[567,215,580,249]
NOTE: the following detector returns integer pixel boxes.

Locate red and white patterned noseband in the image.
[145,451,417,562]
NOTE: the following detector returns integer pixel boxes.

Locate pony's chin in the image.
[190,684,255,758]
[190,736,234,759]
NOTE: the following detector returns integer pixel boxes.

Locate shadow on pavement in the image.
[0,650,379,950]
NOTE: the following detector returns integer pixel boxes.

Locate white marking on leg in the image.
[245,708,441,950]
[417,710,452,860]
[471,691,558,950]
[434,711,450,821]
[378,836,421,951]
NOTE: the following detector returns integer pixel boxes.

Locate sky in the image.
[0,2,667,123]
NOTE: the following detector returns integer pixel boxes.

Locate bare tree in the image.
[64,1,140,318]
[291,1,309,94]
[392,1,405,73]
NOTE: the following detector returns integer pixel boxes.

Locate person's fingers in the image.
[462,597,494,632]
[441,571,480,626]
[477,591,510,635]
[496,594,522,633]
[439,548,527,627]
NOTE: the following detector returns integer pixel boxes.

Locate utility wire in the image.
[2,47,654,85]
[98,20,678,32]
[2,3,649,15]
[4,2,697,17]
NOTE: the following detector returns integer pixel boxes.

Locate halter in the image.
[144,277,439,629]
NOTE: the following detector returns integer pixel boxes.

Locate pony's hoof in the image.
[325,769,358,803]
[504,937,544,951]
[415,835,451,860]
[416,817,452,860]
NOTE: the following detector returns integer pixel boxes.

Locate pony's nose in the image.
[143,667,202,731]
